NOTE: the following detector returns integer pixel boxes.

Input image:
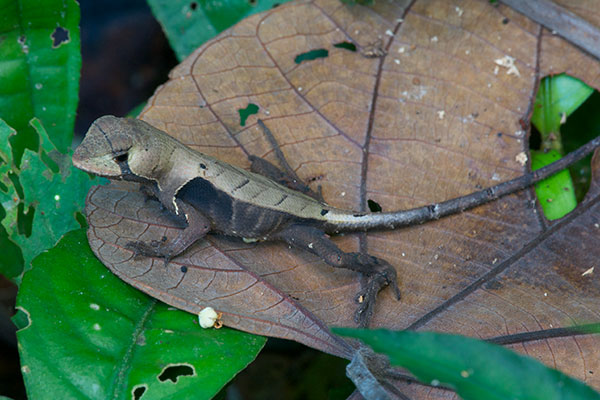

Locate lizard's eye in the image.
[114,152,128,163]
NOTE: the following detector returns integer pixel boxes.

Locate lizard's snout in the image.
[72,135,122,177]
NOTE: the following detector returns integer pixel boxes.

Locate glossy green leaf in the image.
[0,118,99,281]
[17,229,266,400]
[530,74,595,220]
[147,0,293,61]
[0,0,81,163]
[532,74,593,146]
[531,150,576,220]
[334,328,600,400]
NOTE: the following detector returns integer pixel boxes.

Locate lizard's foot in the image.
[125,202,211,268]
[352,255,401,327]
[274,224,402,327]
[126,237,173,267]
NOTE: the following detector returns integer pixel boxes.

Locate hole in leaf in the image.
[0,225,24,278]
[530,73,599,220]
[367,199,382,212]
[41,151,60,174]
[9,126,39,167]
[238,103,259,127]
[294,49,329,64]
[132,385,147,400]
[307,174,324,183]
[158,364,195,383]
[334,41,357,52]
[51,27,70,48]
[272,2,280,7]
[17,203,35,237]
[190,1,197,10]
[8,172,24,199]
[529,126,541,150]
[75,211,87,228]
[12,307,31,330]
[249,0,256,4]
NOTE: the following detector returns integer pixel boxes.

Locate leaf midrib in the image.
[110,298,157,400]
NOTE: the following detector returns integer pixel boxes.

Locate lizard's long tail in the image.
[325,135,600,232]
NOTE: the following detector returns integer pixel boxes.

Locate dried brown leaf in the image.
[85,0,600,393]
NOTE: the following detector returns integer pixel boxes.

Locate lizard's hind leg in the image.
[273,224,401,327]
[249,119,324,202]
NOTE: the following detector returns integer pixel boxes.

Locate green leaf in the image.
[128,102,147,118]
[334,328,600,400]
[0,120,24,279]
[0,0,81,163]
[147,0,293,61]
[0,118,99,281]
[17,229,266,400]
[530,74,595,220]
[531,74,593,151]
[531,149,577,220]
[0,0,82,281]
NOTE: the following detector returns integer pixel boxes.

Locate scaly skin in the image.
[73,115,600,326]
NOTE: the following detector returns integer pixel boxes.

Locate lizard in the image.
[72,115,600,326]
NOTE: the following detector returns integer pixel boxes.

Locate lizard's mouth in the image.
[72,149,122,178]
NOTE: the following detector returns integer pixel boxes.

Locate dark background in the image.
[75,0,178,137]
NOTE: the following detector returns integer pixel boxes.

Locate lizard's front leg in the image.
[273,224,401,327]
[127,199,211,264]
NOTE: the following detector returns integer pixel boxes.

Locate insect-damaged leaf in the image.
[85,0,600,396]
[0,0,80,163]
[0,0,82,281]
[16,229,266,400]
[0,120,24,279]
[0,119,99,281]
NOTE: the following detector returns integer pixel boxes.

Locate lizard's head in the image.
[73,115,170,181]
